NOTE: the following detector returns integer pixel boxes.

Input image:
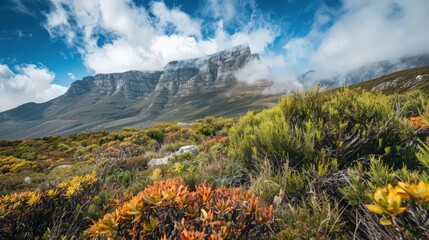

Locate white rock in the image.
[148,155,173,167]
[147,145,199,167]
[177,122,194,127]
[24,177,32,183]
[176,145,199,156]
[56,164,72,169]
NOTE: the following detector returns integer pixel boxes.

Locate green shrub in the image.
[145,127,164,141]
[229,87,418,172]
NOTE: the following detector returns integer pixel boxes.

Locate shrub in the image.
[229,87,418,172]
[0,156,39,173]
[87,178,275,239]
[145,127,164,141]
[0,172,101,239]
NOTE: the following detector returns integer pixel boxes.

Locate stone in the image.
[177,122,194,127]
[148,145,199,167]
[148,155,173,167]
[176,145,199,156]
[55,164,72,169]
[24,177,32,183]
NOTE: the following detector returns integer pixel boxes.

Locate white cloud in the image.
[0,64,67,112]
[67,72,76,80]
[43,0,278,73]
[284,38,313,64]
[41,0,429,93]
[283,0,429,83]
[151,2,202,38]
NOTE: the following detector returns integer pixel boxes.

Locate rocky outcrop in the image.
[0,44,278,140]
[64,71,163,99]
[371,74,429,91]
[149,44,259,110]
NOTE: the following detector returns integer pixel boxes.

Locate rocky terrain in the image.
[0,44,277,139]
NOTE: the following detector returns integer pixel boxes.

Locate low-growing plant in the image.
[0,172,101,239]
[276,195,346,239]
[87,178,275,239]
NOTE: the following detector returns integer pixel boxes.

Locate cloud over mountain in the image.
[0,64,67,111]
[43,0,277,73]
[283,0,429,85]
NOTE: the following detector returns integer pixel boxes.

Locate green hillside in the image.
[2,67,429,239]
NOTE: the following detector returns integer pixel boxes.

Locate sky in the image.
[0,0,428,112]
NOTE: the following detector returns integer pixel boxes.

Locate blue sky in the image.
[0,0,428,111]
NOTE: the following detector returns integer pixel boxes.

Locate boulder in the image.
[148,155,173,167]
[177,122,194,127]
[24,177,32,183]
[176,145,199,156]
[147,145,199,167]
[55,164,72,169]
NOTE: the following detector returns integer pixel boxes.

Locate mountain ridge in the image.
[0,44,277,140]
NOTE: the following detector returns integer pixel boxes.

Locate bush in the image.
[87,178,275,239]
[229,87,419,172]
[0,156,39,173]
[0,172,101,239]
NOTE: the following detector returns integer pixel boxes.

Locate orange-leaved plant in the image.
[87,178,275,240]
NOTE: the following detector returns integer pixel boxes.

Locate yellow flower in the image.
[57,181,69,188]
[172,163,184,173]
[63,182,83,198]
[27,193,41,206]
[47,189,59,198]
[398,181,429,203]
[150,168,162,181]
[365,188,407,217]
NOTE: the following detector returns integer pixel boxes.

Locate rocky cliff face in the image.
[64,71,163,99]
[150,44,258,110]
[61,44,257,110]
[0,44,277,139]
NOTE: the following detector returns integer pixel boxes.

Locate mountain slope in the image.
[0,45,279,139]
[348,65,429,94]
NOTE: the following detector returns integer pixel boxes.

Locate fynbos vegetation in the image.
[2,85,429,239]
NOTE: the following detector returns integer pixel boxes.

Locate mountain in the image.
[0,44,279,140]
[300,54,429,87]
[346,65,429,94]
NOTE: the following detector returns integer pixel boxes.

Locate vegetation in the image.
[2,84,429,239]
[88,178,274,239]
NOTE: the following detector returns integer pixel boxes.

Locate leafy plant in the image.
[0,172,101,239]
[87,178,275,239]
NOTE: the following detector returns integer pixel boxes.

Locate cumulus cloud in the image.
[283,0,429,85]
[0,64,67,112]
[43,0,277,74]
[41,0,429,93]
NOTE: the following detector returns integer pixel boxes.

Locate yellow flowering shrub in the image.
[366,180,429,237]
[0,172,100,239]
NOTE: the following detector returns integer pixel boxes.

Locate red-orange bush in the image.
[87,178,274,239]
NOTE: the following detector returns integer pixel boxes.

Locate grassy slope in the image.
[341,65,429,94]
